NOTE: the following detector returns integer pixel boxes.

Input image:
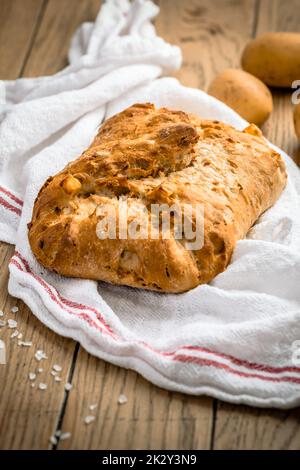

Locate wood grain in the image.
[0,0,45,79]
[155,0,256,89]
[0,289,76,449]
[214,403,300,450]
[22,0,101,77]
[213,0,300,450]
[57,350,213,450]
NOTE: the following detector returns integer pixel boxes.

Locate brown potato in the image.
[294,103,300,141]
[241,32,300,88]
[207,69,273,126]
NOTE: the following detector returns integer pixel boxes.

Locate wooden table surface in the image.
[1,0,300,450]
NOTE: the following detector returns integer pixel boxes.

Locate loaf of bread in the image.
[28,103,287,293]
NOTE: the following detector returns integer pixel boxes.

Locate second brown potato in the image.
[207,69,273,127]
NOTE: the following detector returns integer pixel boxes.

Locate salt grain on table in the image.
[11,306,19,314]
[49,435,58,445]
[53,364,62,372]
[35,350,48,361]
[38,383,47,391]
[7,319,17,329]
[18,341,32,347]
[118,394,128,405]
[84,416,95,425]
[60,432,71,441]
[64,383,72,391]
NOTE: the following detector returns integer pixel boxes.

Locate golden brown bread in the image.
[28,103,287,293]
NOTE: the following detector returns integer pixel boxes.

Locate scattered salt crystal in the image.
[49,435,57,445]
[31,383,35,388]
[18,341,32,347]
[53,364,62,372]
[38,383,47,391]
[17,333,23,339]
[54,376,62,382]
[38,368,43,373]
[35,350,48,361]
[89,404,97,411]
[51,371,57,377]
[84,415,95,425]
[11,306,19,314]
[10,330,18,338]
[29,373,36,381]
[0,320,6,327]
[64,383,72,391]
[118,394,128,405]
[0,310,4,316]
[55,430,61,437]
[7,319,17,329]
[60,432,71,441]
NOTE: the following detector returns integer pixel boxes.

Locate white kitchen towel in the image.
[1,0,300,409]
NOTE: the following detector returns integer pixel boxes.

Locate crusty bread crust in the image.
[28,103,287,293]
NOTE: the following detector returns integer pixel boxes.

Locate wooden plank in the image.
[0,263,76,449]
[0,0,102,450]
[155,0,256,89]
[58,0,257,450]
[0,0,45,79]
[57,351,213,450]
[214,403,300,450]
[213,0,300,450]
[0,247,78,447]
[255,0,300,33]
[22,0,101,76]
